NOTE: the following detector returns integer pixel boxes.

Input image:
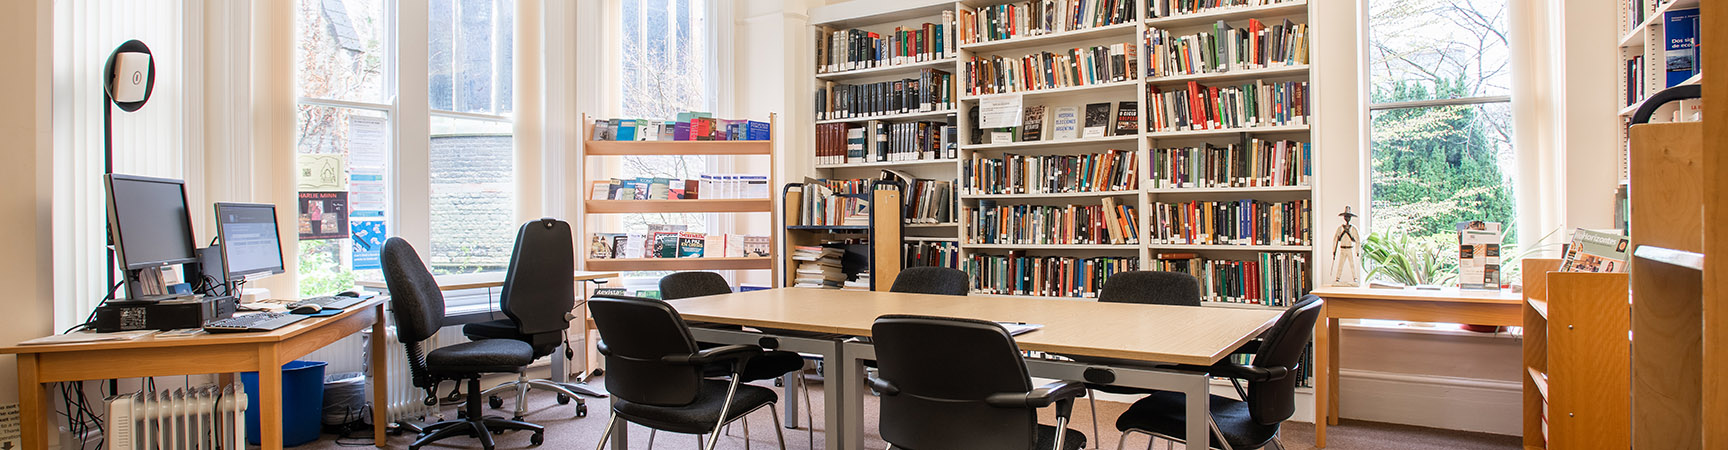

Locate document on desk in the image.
[997,322,1044,336]
[17,330,155,345]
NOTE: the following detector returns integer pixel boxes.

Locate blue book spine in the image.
[746,121,771,140]
[1664,8,1700,87]
[616,120,637,141]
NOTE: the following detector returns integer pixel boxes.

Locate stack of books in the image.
[792,246,848,289]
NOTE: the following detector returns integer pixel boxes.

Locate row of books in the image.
[1149,139,1311,189]
[956,0,1137,45]
[904,179,956,224]
[963,43,1138,97]
[792,179,877,227]
[1148,252,1310,306]
[1148,0,1302,18]
[792,245,848,289]
[965,253,1140,298]
[978,102,1138,144]
[1144,19,1308,78]
[588,175,770,200]
[817,69,956,121]
[1148,199,1311,246]
[815,15,956,74]
[905,240,961,269]
[1146,80,1309,132]
[967,198,1140,245]
[1624,55,1647,108]
[589,113,768,141]
[813,120,957,166]
[962,149,1138,195]
[587,231,770,260]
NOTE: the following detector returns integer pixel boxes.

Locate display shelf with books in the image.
[1144,0,1308,28]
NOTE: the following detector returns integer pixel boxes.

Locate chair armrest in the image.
[985,380,1087,409]
[1171,362,1289,383]
[865,377,900,396]
[662,344,762,368]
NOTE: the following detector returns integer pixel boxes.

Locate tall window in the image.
[429,0,516,275]
[1366,0,1516,280]
[612,0,715,247]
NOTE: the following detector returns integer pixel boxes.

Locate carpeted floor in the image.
[303,375,1521,450]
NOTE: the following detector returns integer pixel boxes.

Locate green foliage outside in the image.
[1369,78,1517,242]
[297,239,355,297]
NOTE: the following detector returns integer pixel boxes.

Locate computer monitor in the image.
[214,202,285,283]
[105,174,198,300]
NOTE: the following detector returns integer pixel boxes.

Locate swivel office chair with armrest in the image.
[659,271,814,447]
[1071,270,1204,447]
[462,218,597,420]
[1112,295,1323,450]
[382,237,545,450]
[888,266,970,295]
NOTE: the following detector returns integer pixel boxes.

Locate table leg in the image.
[824,343,846,450]
[782,372,798,428]
[1314,305,1330,448]
[840,343,866,450]
[259,345,284,450]
[1183,373,1209,450]
[371,304,389,447]
[17,354,48,450]
[1327,316,1340,426]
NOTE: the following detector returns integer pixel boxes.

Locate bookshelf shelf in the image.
[961,134,1139,151]
[1145,124,1310,139]
[1632,245,1704,271]
[810,0,952,28]
[960,79,1140,101]
[1145,185,1311,194]
[817,58,959,81]
[961,190,1139,200]
[583,139,772,156]
[903,236,960,242]
[1147,244,1314,251]
[972,293,1095,301]
[962,243,1140,250]
[583,257,774,272]
[958,22,1138,52]
[584,199,773,214]
[815,158,958,170]
[1146,64,1311,85]
[817,108,957,125]
[1618,25,1645,49]
[785,225,871,231]
[1528,298,1549,320]
[904,222,958,228]
[1144,0,1309,28]
[1682,73,1702,86]
[1201,301,1288,310]
[1527,367,1549,400]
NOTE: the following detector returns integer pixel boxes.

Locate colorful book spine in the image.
[1148,199,1311,246]
[1150,139,1311,189]
[963,149,1137,194]
[964,252,1139,298]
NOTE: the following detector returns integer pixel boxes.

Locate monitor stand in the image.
[122,266,174,302]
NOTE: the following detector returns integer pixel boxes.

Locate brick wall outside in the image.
[429,134,514,273]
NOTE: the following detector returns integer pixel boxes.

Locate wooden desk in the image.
[1309,286,1523,448]
[0,298,388,450]
[662,288,1283,450]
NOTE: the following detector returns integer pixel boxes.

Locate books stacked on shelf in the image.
[1150,139,1311,189]
[904,179,956,224]
[963,149,1137,194]
[793,178,876,226]
[814,120,957,165]
[817,69,956,120]
[1148,251,1310,306]
[967,198,1140,244]
[792,245,848,289]
[816,15,956,74]
[1147,80,1308,131]
[965,252,1139,297]
[589,175,770,200]
[590,112,769,141]
[1149,199,1312,246]
[1148,0,1303,19]
[1625,55,1646,107]
[905,240,961,268]
[1144,19,1308,78]
[589,230,771,259]
[963,43,1137,96]
[957,0,1136,45]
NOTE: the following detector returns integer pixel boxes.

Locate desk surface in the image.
[0,298,387,354]
[1310,286,1522,304]
[665,289,1282,366]
[356,271,619,291]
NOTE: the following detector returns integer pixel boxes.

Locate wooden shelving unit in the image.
[782,185,902,291]
[1520,258,1630,449]
[1628,121,1705,450]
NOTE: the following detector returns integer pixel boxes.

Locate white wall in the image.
[0,0,56,405]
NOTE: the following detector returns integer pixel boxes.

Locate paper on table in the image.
[997,322,1044,336]
[17,330,155,345]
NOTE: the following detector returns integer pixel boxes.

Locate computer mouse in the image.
[290,304,323,315]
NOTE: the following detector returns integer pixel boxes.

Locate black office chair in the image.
[1113,295,1324,450]
[589,294,787,450]
[1070,271,1204,446]
[382,237,545,450]
[889,266,970,295]
[659,272,814,447]
[461,218,595,420]
[868,314,1088,450]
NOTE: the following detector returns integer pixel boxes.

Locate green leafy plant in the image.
[1361,231,1457,286]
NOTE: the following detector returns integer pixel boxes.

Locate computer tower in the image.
[93,295,237,332]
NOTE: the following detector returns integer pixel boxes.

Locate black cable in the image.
[64,282,125,334]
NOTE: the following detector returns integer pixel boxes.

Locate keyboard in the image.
[287,295,367,311]
[203,312,310,333]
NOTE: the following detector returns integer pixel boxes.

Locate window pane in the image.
[1368,101,1516,241]
[295,105,391,296]
[429,116,515,275]
[430,0,515,115]
[297,0,388,103]
[618,0,710,118]
[1369,0,1511,100]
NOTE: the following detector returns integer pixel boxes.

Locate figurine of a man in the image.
[1332,207,1362,286]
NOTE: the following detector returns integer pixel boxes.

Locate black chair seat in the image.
[426,339,535,374]
[701,350,805,382]
[462,319,522,340]
[1116,391,1280,450]
[1034,425,1089,450]
[611,379,778,435]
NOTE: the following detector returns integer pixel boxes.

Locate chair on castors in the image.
[1113,296,1324,450]
[589,294,788,450]
[1074,271,1205,446]
[888,266,970,295]
[461,218,597,420]
[868,314,1088,450]
[659,272,815,448]
[382,237,545,450]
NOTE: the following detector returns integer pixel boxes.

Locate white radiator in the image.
[369,326,467,424]
[105,385,247,450]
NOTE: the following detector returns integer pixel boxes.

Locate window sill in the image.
[1340,319,1522,340]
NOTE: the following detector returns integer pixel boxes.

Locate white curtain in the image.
[52,0,186,330]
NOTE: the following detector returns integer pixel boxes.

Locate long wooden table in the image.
[0,298,388,450]
[1308,286,1524,448]
[656,288,1284,450]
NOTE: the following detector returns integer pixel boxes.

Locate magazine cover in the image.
[1456,221,1502,290]
[1560,228,1631,272]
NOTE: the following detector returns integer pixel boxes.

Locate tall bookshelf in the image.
[1616,0,1702,187]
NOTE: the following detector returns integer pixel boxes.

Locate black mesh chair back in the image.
[888,266,969,295]
[871,314,1039,449]
[1245,294,1323,424]
[1097,271,1202,306]
[499,218,575,340]
[588,295,704,407]
[382,237,444,390]
[660,271,733,299]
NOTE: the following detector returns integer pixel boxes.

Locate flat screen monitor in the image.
[105,174,198,270]
[214,202,285,282]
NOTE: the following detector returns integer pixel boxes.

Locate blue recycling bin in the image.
[242,360,328,446]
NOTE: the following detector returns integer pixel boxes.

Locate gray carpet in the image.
[302,375,1521,450]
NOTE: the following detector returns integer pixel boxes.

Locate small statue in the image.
[1331,207,1362,287]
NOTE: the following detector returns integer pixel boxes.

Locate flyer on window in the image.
[298,192,350,240]
[1456,221,1502,290]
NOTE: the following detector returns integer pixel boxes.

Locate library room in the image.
[0,0,1718,449]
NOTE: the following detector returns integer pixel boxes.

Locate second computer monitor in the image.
[214,202,285,283]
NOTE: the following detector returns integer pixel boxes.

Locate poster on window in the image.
[351,220,386,271]
[298,192,350,240]
[297,154,348,191]
[1456,221,1502,290]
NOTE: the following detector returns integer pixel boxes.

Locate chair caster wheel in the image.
[492,429,505,435]
[774,378,784,387]
[512,416,525,421]
[456,409,468,419]
[530,432,544,446]
[556,393,571,405]
[488,395,504,409]
[577,405,588,417]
